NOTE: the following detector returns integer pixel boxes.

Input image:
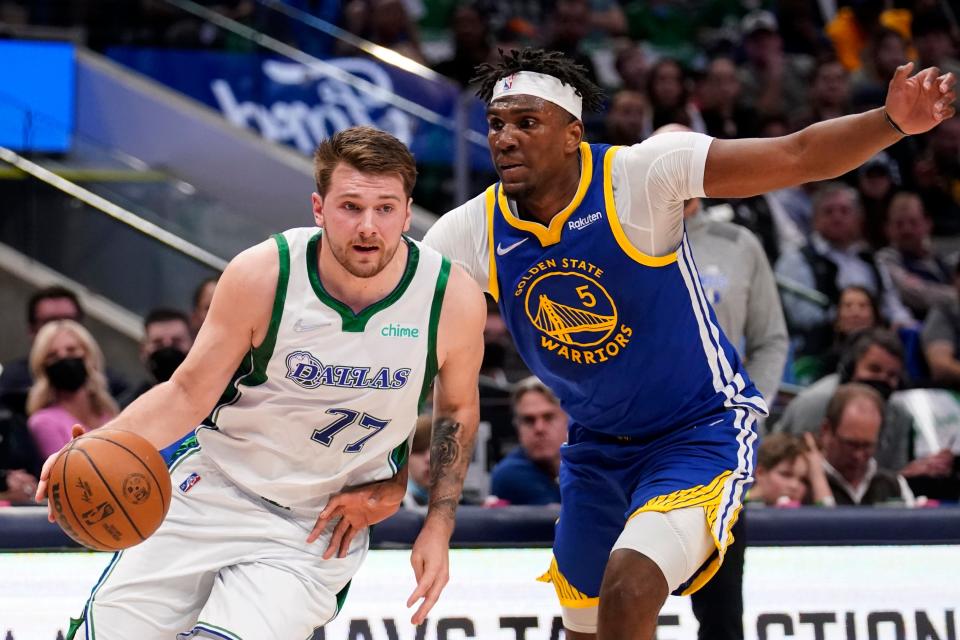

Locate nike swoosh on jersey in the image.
[293,318,332,332]
[496,238,529,256]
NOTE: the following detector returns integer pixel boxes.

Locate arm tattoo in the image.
[428,418,466,520]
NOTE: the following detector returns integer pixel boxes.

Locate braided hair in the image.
[472,48,605,116]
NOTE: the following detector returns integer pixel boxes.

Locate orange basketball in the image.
[47,428,172,551]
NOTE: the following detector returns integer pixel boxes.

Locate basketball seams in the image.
[72,447,147,543]
[80,432,171,512]
[59,448,113,551]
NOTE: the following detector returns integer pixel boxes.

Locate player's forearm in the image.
[424,414,478,535]
[789,108,903,184]
[104,377,212,449]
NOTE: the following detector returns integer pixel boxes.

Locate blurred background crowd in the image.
[1,0,959,513]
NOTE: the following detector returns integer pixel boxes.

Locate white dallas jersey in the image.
[197,227,450,512]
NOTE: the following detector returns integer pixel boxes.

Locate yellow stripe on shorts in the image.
[628,469,745,596]
[537,557,599,608]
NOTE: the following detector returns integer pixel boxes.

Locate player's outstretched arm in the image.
[704,64,956,198]
[407,265,485,626]
[34,239,277,505]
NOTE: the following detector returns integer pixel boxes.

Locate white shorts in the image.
[71,447,367,640]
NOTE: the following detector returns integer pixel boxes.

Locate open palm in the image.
[885,62,956,135]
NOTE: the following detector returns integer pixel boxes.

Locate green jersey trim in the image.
[206,233,289,425]
[417,257,451,413]
[247,232,290,386]
[305,232,421,333]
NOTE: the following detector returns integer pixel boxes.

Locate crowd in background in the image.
[1,0,959,510]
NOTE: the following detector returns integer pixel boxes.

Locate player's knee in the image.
[610,507,714,593]
[601,548,669,608]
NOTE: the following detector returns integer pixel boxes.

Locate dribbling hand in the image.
[34,424,85,521]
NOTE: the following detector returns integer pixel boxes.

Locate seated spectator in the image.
[604,89,647,147]
[736,10,812,120]
[773,329,910,472]
[121,308,195,408]
[0,407,42,506]
[0,286,127,419]
[698,55,757,139]
[750,433,831,507]
[480,300,519,466]
[818,383,914,506]
[851,27,909,110]
[775,182,914,356]
[541,0,599,86]
[876,192,956,320]
[642,58,705,138]
[26,320,118,459]
[613,42,648,93]
[403,414,432,509]
[190,276,219,336]
[911,9,960,106]
[433,3,495,87]
[0,286,83,417]
[343,0,426,63]
[913,116,960,237]
[790,57,852,130]
[856,152,899,249]
[490,377,566,505]
[792,285,882,384]
[922,262,960,390]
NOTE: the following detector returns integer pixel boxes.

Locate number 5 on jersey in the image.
[311,408,390,453]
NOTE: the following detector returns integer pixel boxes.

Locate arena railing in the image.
[2,504,959,550]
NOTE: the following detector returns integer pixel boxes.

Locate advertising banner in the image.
[2,546,958,640]
[106,48,491,169]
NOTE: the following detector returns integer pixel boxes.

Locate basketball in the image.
[46,428,172,551]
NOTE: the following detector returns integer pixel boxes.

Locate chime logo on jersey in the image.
[285,350,411,390]
[516,257,634,365]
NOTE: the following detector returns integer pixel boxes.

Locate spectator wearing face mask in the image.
[25,320,119,459]
[121,309,195,408]
[773,328,952,483]
[0,286,128,419]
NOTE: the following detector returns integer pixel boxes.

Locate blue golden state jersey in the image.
[487,143,767,438]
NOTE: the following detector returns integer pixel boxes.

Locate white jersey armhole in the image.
[612,132,714,257]
[423,192,490,293]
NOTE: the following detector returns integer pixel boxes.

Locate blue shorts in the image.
[539,406,759,606]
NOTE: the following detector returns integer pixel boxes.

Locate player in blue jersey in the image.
[424,48,956,639]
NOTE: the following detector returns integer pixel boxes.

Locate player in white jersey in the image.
[424,49,954,640]
[36,126,486,639]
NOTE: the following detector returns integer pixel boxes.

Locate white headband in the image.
[490,71,583,121]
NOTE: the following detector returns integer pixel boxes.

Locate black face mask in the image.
[45,357,88,392]
[858,378,894,400]
[482,341,507,372]
[148,347,187,383]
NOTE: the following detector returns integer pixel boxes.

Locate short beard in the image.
[326,234,400,279]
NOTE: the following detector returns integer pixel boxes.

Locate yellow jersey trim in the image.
[484,186,499,301]
[496,142,593,247]
[537,557,600,608]
[628,469,744,596]
[603,146,678,267]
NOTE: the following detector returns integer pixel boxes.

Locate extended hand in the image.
[34,424,85,520]
[307,477,404,559]
[885,63,956,135]
[407,521,451,626]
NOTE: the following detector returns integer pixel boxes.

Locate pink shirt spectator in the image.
[27,406,108,459]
